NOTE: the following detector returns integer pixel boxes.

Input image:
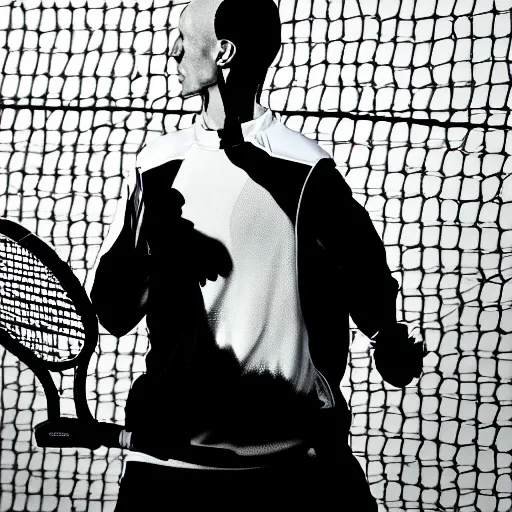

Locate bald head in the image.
[180,0,222,51]
[171,0,281,98]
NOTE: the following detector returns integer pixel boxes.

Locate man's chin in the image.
[180,78,218,99]
[180,82,202,99]
[181,89,201,99]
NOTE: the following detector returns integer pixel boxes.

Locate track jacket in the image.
[90,109,399,469]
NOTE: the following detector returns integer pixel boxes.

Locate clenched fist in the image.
[371,323,426,388]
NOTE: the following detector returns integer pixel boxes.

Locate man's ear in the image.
[217,39,236,68]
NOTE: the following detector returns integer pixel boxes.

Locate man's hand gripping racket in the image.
[0,218,123,450]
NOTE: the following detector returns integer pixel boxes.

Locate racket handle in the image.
[35,418,99,449]
[34,418,124,450]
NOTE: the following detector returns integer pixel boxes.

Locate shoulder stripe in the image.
[252,120,331,167]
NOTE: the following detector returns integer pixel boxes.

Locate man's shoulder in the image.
[136,127,195,172]
[259,118,332,168]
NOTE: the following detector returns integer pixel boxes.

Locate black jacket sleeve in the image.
[306,158,399,339]
[89,177,150,338]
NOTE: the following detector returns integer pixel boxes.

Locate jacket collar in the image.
[194,108,274,150]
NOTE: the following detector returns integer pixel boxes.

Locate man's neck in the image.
[201,83,265,131]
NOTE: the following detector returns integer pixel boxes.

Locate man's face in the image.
[171,0,223,97]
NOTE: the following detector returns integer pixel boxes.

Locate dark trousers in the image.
[114,450,378,511]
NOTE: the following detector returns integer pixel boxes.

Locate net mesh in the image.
[0,0,511,511]
[0,234,86,362]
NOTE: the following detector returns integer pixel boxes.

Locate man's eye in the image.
[171,36,184,57]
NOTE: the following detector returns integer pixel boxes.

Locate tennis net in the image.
[0,0,510,511]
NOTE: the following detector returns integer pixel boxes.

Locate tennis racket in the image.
[0,218,120,449]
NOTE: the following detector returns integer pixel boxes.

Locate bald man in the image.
[89,0,423,509]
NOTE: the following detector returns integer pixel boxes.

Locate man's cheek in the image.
[196,68,215,87]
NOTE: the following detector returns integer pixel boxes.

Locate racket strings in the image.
[0,235,86,363]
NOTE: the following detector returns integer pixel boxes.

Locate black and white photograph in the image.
[0,0,510,510]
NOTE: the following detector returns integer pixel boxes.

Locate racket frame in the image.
[0,218,98,422]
